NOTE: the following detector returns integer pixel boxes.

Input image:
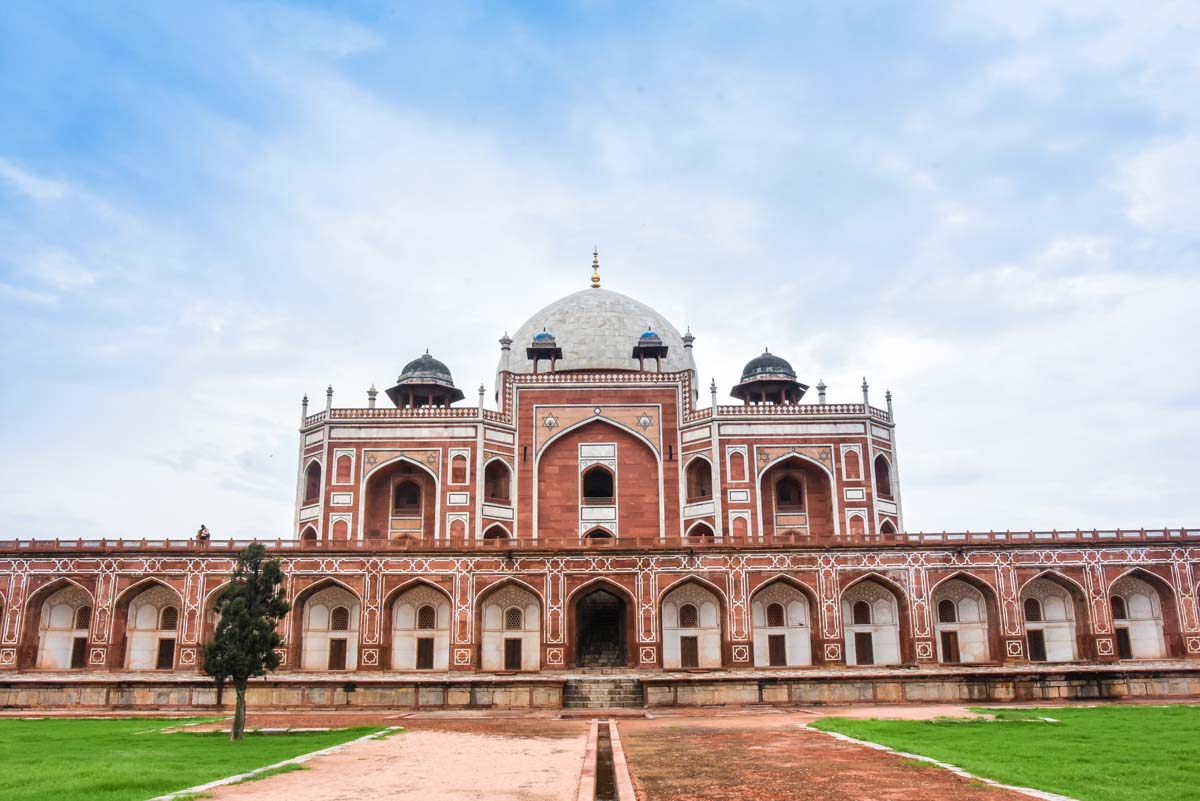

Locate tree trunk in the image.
[231,684,247,741]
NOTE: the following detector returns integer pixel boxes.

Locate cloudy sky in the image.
[1,2,1197,539]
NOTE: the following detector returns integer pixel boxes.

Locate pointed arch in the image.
[535,415,661,463]
[303,458,323,505]
[20,578,96,670]
[294,577,362,671]
[359,453,441,542]
[684,520,716,539]
[476,577,543,672]
[1107,567,1182,658]
[568,577,636,668]
[113,579,184,671]
[482,523,512,541]
[483,457,513,502]
[929,571,1001,664]
[839,571,912,665]
[684,454,713,502]
[299,525,318,543]
[873,453,893,498]
[582,526,615,539]
[755,451,841,539]
[660,576,726,668]
[386,578,454,671]
[1020,570,1089,662]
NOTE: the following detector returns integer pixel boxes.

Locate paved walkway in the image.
[206,722,588,801]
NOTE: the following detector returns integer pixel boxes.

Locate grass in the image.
[0,717,383,801]
[813,705,1200,801]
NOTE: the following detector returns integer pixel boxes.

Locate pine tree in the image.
[202,543,290,741]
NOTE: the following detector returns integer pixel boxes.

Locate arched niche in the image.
[759,455,836,538]
[661,580,723,669]
[478,583,541,671]
[930,577,996,664]
[121,583,183,670]
[750,580,813,667]
[362,458,438,542]
[35,586,92,670]
[299,584,361,671]
[390,583,452,670]
[841,578,902,666]
[1021,575,1085,663]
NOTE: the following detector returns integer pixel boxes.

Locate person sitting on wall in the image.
[196,524,211,543]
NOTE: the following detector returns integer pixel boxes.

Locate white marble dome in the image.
[498,288,697,396]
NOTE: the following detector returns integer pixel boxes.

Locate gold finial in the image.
[590,247,601,289]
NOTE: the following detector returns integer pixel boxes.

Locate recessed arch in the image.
[581,464,615,502]
[483,457,513,502]
[303,458,322,505]
[749,575,818,667]
[582,527,614,539]
[660,576,725,668]
[684,454,713,502]
[535,416,661,464]
[929,572,1000,664]
[359,454,441,542]
[482,523,512,540]
[476,578,542,671]
[1020,571,1088,662]
[26,580,95,670]
[684,520,716,539]
[840,572,910,666]
[567,578,636,668]
[114,580,184,671]
[295,578,362,671]
[755,451,840,539]
[387,578,453,671]
[873,453,893,498]
[1108,567,1179,658]
[299,525,318,543]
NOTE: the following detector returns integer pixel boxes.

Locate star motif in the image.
[543,414,559,430]
[366,454,378,466]
[425,453,438,465]
[636,413,653,430]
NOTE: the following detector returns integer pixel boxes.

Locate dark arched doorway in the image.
[574,587,627,667]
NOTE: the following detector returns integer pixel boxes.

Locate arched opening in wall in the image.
[685,458,712,502]
[119,582,184,670]
[661,580,724,669]
[687,522,715,540]
[450,454,468,484]
[1110,572,1174,659]
[389,582,452,670]
[304,461,322,505]
[300,526,318,544]
[478,582,541,671]
[362,459,437,542]
[759,456,835,539]
[728,450,746,483]
[841,578,904,667]
[572,585,630,667]
[843,449,862,481]
[581,465,614,504]
[1021,574,1086,663]
[848,514,866,537]
[874,454,892,498]
[484,460,512,502]
[751,579,814,667]
[931,576,997,664]
[31,584,93,670]
[331,520,349,541]
[449,519,466,542]
[878,519,897,536]
[583,527,613,540]
[335,454,352,484]
[482,524,510,541]
[298,582,361,671]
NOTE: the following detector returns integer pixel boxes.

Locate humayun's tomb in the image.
[2,257,1198,710]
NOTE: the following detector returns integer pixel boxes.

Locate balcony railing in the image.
[1,528,1195,554]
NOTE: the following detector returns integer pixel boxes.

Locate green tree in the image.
[202,543,291,741]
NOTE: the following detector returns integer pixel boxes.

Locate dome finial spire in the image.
[590,247,601,289]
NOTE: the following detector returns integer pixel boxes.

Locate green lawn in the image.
[813,705,1200,801]
[0,718,383,801]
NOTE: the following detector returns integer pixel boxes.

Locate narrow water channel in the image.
[594,721,617,801]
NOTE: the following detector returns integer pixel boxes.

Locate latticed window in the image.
[852,600,872,626]
[330,606,350,631]
[159,606,179,631]
[678,603,699,628]
[1110,596,1128,620]
[766,603,785,627]
[393,481,421,514]
[417,605,436,630]
[1023,598,1042,622]
[74,606,91,630]
[504,607,523,630]
[937,599,957,624]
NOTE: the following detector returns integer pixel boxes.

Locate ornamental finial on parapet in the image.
[591,247,601,288]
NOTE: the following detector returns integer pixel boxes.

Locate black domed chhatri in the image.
[631,326,668,370]
[386,350,465,407]
[730,349,808,404]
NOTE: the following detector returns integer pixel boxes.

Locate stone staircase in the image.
[562,677,645,709]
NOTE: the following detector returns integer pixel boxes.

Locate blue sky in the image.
[1,1,1197,538]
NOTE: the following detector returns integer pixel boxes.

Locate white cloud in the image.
[0,158,69,202]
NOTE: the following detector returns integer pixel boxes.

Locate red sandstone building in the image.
[2,262,1199,708]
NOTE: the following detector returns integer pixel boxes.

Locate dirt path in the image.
[619,712,1027,801]
[205,724,588,801]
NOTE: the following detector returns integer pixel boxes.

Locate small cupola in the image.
[385,350,466,408]
[526,329,563,373]
[730,349,808,405]
[631,327,669,371]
